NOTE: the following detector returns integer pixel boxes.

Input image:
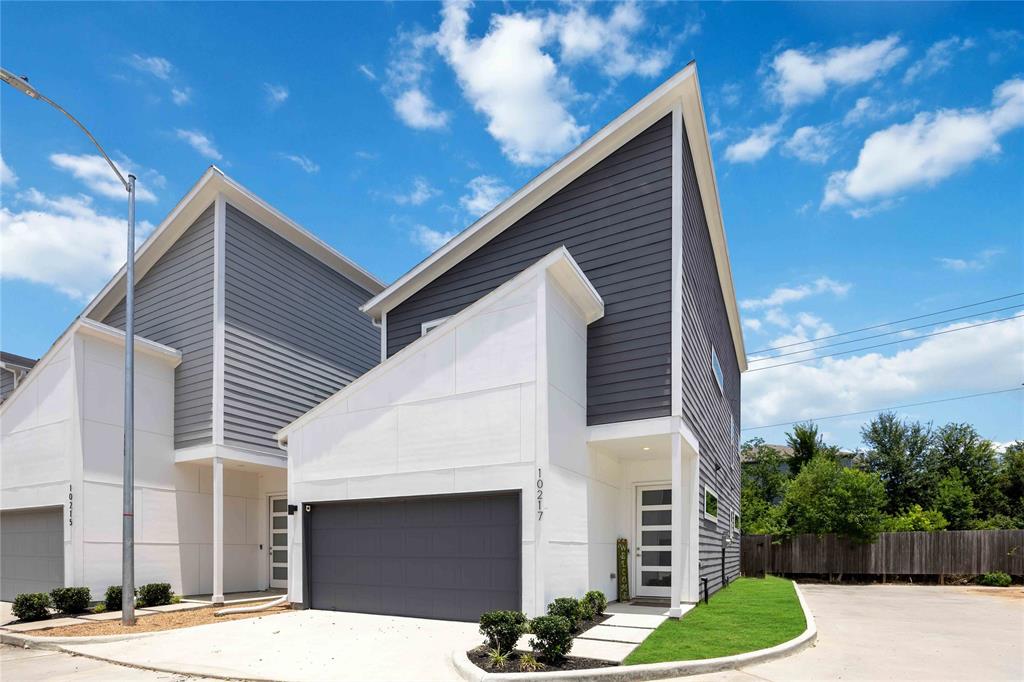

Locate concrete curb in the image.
[0,628,167,648]
[452,582,818,681]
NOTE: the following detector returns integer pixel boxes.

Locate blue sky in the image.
[2,1,1022,450]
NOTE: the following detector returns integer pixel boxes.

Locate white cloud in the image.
[171,87,192,106]
[460,175,510,216]
[0,155,17,187]
[767,35,908,107]
[0,189,154,300]
[842,96,917,126]
[720,82,742,107]
[725,120,784,163]
[394,89,450,130]
[743,318,763,332]
[49,153,158,203]
[743,317,1024,428]
[437,0,587,166]
[358,64,377,81]
[938,248,1003,272]
[264,83,289,108]
[175,129,222,160]
[552,1,670,79]
[127,54,173,80]
[281,154,319,174]
[823,78,1024,211]
[741,276,851,310]
[903,36,974,84]
[410,224,457,252]
[392,177,440,206]
[783,125,833,164]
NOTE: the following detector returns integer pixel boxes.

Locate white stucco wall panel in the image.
[455,302,536,395]
[1,423,71,489]
[545,542,589,602]
[297,407,398,482]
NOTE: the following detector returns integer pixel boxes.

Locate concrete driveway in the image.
[60,609,481,681]
[680,583,1023,682]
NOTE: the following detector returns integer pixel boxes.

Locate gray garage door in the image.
[306,492,520,621]
[1,507,64,602]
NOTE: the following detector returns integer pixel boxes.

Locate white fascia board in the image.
[75,318,183,364]
[276,246,600,444]
[82,166,385,323]
[360,63,747,372]
[175,443,287,470]
[587,414,698,454]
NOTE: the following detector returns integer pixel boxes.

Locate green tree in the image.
[782,455,887,542]
[741,437,788,503]
[881,504,948,532]
[740,485,788,535]
[927,424,1003,519]
[785,422,838,474]
[859,412,932,514]
[996,441,1024,525]
[934,468,976,530]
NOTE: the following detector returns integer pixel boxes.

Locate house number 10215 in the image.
[536,468,544,521]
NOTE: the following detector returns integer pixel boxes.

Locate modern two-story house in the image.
[0,168,382,602]
[278,63,746,621]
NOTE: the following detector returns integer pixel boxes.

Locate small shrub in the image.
[518,653,544,672]
[137,582,172,608]
[546,597,582,632]
[50,587,91,615]
[12,593,51,621]
[583,590,608,618]
[487,647,510,671]
[479,609,528,652]
[170,594,182,604]
[977,571,1012,587]
[529,615,574,662]
[92,603,107,614]
[104,585,136,612]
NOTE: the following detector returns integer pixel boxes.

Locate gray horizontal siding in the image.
[0,369,15,403]
[223,205,379,454]
[103,205,215,448]
[387,114,674,426]
[675,120,742,596]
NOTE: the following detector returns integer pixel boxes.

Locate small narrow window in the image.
[733,512,741,539]
[704,485,719,522]
[420,316,450,336]
[711,347,724,393]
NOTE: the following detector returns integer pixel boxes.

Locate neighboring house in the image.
[0,168,382,602]
[0,352,36,403]
[278,64,746,621]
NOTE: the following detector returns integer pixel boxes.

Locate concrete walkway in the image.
[0,644,211,681]
[59,609,480,681]
[671,583,1023,682]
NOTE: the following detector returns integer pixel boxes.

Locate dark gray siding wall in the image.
[223,205,379,453]
[677,122,742,596]
[103,206,216,448]
[386,115,674,425]
[0,369,15,403]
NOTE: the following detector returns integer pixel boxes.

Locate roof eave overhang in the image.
[360,63,747,372]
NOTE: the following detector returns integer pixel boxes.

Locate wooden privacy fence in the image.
[742,530,1024,578]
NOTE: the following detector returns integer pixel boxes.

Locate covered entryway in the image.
[1,507,64,601]
[306,491,520,622]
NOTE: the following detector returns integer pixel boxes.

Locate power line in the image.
[747,292,1024,354]
[741,387,1024,431]
[749,303,1023,362]
[746,314,1022,372]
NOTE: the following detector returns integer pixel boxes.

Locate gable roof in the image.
[360,62,747,371]
[83,166,385,322]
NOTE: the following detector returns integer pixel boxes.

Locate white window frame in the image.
[420,316,450,336]
[733,511,741,539]
[711,346,724,393]
[703,485,720,523]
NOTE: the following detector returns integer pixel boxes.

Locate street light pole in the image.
[1,67,139,625]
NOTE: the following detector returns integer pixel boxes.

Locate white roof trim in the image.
[277,246,603,444]
[359,63,746,371]
[0,317,180,415]
[82,166,384,323]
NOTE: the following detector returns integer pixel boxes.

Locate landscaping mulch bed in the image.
[29,605,289,637]
[576,613,611,633]
[468,645,615,674]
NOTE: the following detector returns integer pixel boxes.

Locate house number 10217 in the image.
[536,468,544,521]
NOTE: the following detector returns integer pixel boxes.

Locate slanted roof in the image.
[277,246,604,444]
[0,351,36,371]
[83,166,385,322]
[359,63,747,371]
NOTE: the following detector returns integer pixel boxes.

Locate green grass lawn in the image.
[624,576,806,664]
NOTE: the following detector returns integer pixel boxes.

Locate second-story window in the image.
[711,346,724,394]
[421,316,450,336]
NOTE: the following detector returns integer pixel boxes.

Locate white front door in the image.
[635,485,672,598]
[269,496,288,589]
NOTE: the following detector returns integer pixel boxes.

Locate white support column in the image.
[669,430,683,618]
[212,456,225,604]
[684,447,700,604]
